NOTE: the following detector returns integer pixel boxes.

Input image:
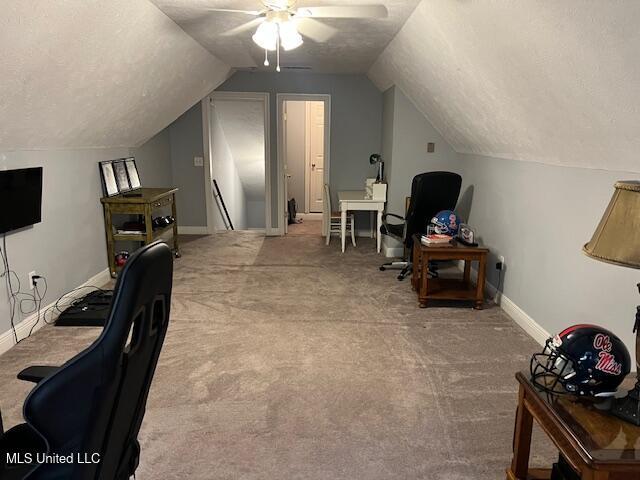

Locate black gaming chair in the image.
[0,241,173,480]
[380,171,462,280]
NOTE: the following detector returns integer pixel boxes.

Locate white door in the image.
[306,101,325,213]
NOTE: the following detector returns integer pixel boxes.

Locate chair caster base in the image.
[379,266,386,271]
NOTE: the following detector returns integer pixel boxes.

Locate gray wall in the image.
[0,147,129,339]
[218,71,383,229]
[169,103,207,227]
[211,108,248,230]
[461,154,640,351]
[285,101,307,212]
[131,128,173,187]
[384,87,462,216]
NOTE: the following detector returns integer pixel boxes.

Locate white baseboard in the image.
[457,261,549,346]
[178,226,209,235]
[0,268,112,356]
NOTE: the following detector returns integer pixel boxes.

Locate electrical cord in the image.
[1,234,50,343]
[2,234,109,341]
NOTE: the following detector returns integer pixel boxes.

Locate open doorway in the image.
[278,95,331,237]
[205,92,270,233]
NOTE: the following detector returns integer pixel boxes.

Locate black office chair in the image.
[380,171,462,280]
[0,241,173,480]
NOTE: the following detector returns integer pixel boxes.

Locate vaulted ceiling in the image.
[3,0,639,175]
[148,0,420,73]
[1,0,230,149]
[369,0,640,173]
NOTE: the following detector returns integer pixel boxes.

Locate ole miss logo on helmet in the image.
[593,333,623,375]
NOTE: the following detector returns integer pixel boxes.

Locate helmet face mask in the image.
[530,325,631,400]
[530,339,578,396]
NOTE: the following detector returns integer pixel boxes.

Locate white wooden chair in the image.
[324,184,356,247]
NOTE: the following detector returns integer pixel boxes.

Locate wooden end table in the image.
[411,235,489,309]
[508,371,640,480]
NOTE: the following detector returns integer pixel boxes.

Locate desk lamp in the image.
[583,181,640,425]
[369,154,384,182]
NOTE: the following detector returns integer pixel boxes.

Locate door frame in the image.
[277,93,331,236]
[202,91,273,235]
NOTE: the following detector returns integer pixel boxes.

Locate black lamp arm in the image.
[635,283,640,334]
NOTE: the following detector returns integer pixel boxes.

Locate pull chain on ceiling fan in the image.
[202,1,388,72]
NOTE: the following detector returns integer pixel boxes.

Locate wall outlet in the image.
[28,271,37,290]
[496,255,506,271]
[194,156,204,167]
[427,142,435,153]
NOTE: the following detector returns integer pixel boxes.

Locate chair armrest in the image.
[382,213,405,223]
[17,365,61,383]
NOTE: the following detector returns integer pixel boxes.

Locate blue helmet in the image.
[430,210,462,236]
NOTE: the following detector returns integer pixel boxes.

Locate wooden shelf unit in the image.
[101,188,180,277]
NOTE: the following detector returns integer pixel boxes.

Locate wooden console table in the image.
[411,235,488,309]
[508,371,640,480]
[101,188,180,277]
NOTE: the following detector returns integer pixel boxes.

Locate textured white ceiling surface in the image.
[149,0,421,73]
[369,0,640,173]
[0,0,230,149]
[214,99,265,199]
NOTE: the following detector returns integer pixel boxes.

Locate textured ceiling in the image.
[369,0,640,173]
[0,0,230,149]
[148,0,420,73]
[214,99,265,199]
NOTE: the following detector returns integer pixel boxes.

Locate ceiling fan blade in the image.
[221,18,264,37]
[295,18,337,43]
[296,5,388,19]
[204,8,263,16]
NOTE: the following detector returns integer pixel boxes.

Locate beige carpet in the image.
[287,219,323,236]
[0,232,556,479]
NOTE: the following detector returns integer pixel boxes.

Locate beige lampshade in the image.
[583,181,640,269]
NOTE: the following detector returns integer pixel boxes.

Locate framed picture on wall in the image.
[124,157,141,189]
[113,160,131,193]
[99,161,119,197]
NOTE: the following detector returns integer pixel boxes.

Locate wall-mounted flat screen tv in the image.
[0,167,43,234]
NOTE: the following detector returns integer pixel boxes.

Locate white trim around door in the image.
[202,91,274,236]
[277,93,331,236]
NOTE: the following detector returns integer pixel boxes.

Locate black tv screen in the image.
[0,167,43,234]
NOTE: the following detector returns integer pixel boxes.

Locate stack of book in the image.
[420,234,453,246]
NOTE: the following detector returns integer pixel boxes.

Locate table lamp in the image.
[583,180,640,425]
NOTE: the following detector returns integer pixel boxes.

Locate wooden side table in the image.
[101,187,180,277]
[508,371,640,480]
[411,235,489,309]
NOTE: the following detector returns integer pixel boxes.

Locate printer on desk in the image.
[366,178,387,200]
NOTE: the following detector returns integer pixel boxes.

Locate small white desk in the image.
[337,190,386,253]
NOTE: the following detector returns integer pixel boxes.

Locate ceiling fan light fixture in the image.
[279,21,303,51]
[252,21,278,51]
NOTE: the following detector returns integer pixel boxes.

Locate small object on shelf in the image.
[116,229,145,235]
[457,224,478,246]
[99,161,119,197]
[113,160,131,193]
[124,157,141,189]
[115,251,130,267]
[421,234,453,245]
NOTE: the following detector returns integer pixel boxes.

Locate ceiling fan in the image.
[202,1,389,71]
